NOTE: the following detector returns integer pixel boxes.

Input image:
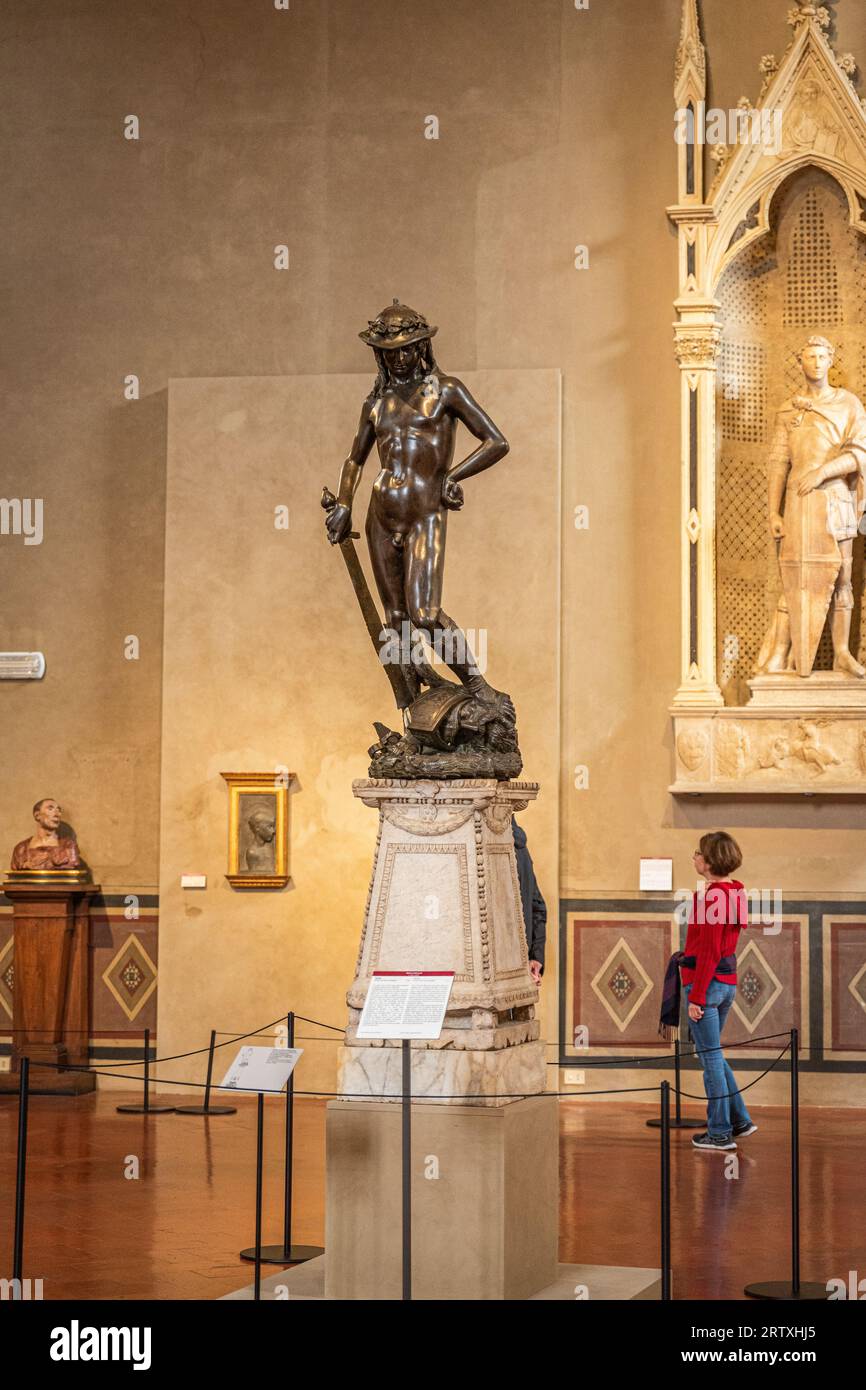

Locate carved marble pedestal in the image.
[338,778,546,1104]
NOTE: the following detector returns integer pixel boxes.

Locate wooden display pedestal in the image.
[0,881,98,1095]
[324,1094,559,1300]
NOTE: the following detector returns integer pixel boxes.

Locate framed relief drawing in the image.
[220,772,292,889]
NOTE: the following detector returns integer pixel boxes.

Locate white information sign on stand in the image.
[639,857,673,892]
[357,971,454,1040]
[219,1045,303,1093]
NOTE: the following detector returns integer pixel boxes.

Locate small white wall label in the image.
[639,858,673,892]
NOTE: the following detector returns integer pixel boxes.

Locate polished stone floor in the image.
[0,1090,862,1300]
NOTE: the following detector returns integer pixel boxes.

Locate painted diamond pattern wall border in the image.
[849,960,866,1017]
[102,933,158,1023]
[0,937,12,1021]
[732,939,784,1032]
[590,937,654,1033]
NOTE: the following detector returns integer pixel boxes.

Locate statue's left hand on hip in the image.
[442,477,464,510]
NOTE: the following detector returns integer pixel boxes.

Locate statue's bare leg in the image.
[404,512,499,700]
[831,541,865,677]
[366,509,421,700]
[366,508,451,699]
[762,608,793,674]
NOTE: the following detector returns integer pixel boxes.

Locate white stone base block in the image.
[324,1095,559,1300]
[222,1257,664,1302]
[748,672,866,709]
[337,1040,548,1106]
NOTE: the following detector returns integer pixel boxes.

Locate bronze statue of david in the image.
[323,301,520,778]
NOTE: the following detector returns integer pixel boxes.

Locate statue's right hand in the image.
[769,512,785,540]
[325,502,352,545]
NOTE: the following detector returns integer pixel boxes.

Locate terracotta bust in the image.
[10,797,81,871]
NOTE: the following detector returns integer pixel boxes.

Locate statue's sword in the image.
[321,487,414,711]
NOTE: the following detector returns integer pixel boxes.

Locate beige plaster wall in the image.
[2,1,866,1080]
[156,370,560,1093]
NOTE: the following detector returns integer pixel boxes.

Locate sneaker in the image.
[692,1132,737,1152]
[733,1121,757,1138]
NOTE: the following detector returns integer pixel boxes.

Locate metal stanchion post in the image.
[660,1079,672,1300]
[744,1028,827,1301]
[116,1027,175,1115]
[13,1057,30,1289]
[402,1037,411,1302]
[647,1039,703,1130]
[240,1011,323,1264]
[176,1029,237,1116]
[254,1091,264,1301]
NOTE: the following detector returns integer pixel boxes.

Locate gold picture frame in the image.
[220,771,292,889]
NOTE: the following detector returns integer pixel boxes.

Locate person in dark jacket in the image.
[512,817,546,983]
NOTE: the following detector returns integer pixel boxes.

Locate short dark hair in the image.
[32,798,50,816]
[699,831,742,877]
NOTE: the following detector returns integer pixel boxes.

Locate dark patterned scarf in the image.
[658,952,737,1039]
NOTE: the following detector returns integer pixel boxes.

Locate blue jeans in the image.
[685,981,752,1141]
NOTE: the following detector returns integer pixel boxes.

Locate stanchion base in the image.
[239,1243,324,1265]
[174,1104,237,1115]
[646,1118,705,1129]
[744,1280,829,1301]
[115,1104,176,1114]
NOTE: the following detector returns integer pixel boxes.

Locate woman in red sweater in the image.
[683,831,756,1153]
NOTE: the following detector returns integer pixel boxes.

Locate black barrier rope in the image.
[65,1012,309,1068]
[547,1029,794,1069]
[673,1040,792,1101]
[17,1063,291,1095]
[213,1029,337,1038]
[0,1023,818,1050]
[214,1017,346,1036]
[11,1017,797,1106]
[210,1016,795,1055]
[292,1034,344,1042]
[8,1001,796,1108]
[2,1025,288,1036]
[0,1004,807,1121]
[7,1053,723,1103]
[63,1008,349,1068]
[0,1024,800,1084]
[409,1043,794,1105]
[292,1013,344,1033]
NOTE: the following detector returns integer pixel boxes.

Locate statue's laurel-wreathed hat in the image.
[359,299,438,350]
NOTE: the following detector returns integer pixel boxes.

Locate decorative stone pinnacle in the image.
[787,3,831,29]
[675,0,705,86]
